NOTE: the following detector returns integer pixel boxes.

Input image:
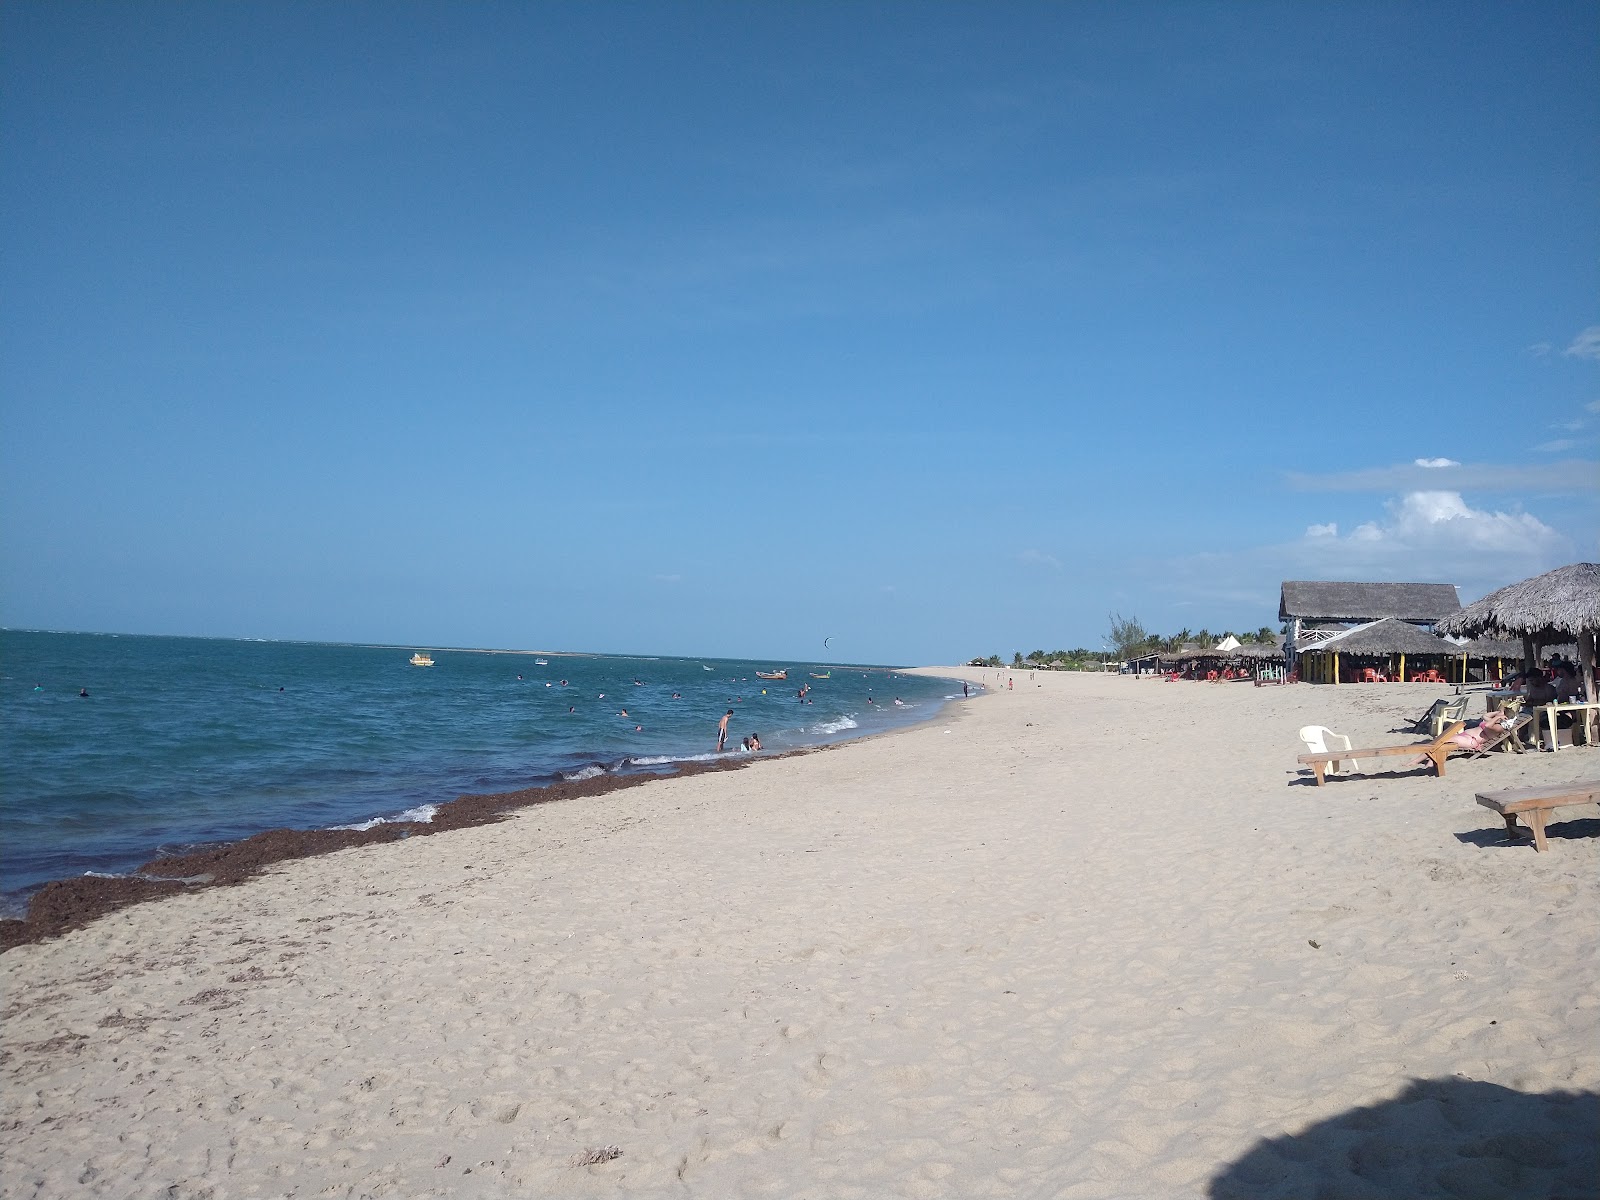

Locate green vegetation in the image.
[968,617,1285,671]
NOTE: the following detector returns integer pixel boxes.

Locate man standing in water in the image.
[717,709,733,752]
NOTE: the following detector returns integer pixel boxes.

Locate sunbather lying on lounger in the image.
[1447,709,1512,753]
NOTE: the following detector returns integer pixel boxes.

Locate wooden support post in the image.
[1333,651,1340,685]
[1399,653,1405,682]
[1580,631,1597,745]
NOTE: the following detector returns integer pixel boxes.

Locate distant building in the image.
[1279,581,1461,670]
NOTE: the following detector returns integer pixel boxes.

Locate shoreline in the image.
[5,669,1589,1196]
[0,687,972,952]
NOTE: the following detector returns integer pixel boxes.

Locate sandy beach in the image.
[2,670,1596,1198]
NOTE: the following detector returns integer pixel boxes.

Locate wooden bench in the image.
[1297,722,1465,787]
[1475,781,1600,851]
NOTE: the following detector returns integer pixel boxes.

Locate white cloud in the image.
[652,573,682,583]
[1154,490,1574,616]
[1414,457,1460,468]
[1527,341,1553,357]
[1535,439,1577,453]
[1289,491,1569,587]
[1018,548,1062,570]
[1587,399,1600,414]
[1564,326,1600,360]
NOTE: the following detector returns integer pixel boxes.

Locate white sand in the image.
[3,671,1596,1198]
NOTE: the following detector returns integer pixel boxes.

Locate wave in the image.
[810,715,858,736]
[333,803,438,831]
[625,751,724,767]
[560,764,608,782]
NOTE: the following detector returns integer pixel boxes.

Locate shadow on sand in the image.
[1208,1078,1597,1199]
[1455,815,1600,851]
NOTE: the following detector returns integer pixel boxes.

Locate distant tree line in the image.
[966,649,1110,670]
[1106,613,1281,660]
[968,613,1283,671]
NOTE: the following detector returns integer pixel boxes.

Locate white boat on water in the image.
[535,659,548,666]
[410,652,435,667]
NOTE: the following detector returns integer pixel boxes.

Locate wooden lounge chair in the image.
[1297,721,1465,786]
[1476,781,1600,851]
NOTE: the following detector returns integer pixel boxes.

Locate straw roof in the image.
[1301,618,1455,657]
[1279,581,1460,624]
[1434,563,1600,639]
[1230,641,1286,660]
[1457,636,1522,659]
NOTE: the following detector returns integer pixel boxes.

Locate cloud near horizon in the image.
[1154,490,1573,618]
[1288,490,1572,601]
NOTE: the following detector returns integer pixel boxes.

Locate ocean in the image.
[0,630,965,914]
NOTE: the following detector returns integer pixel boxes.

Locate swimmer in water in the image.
[79,688,89,697]
[750,733,762,750]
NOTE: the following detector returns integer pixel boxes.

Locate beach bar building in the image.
[1280,580,1461,679]
[1295,618,1458,685]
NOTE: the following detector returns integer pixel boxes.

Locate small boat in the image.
[755,669,787,681]
[810,671,830,679]
[703,665,714,671]
[410,652,434,667]
[535,659,548,666]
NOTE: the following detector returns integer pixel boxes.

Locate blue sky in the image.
[3,2,1596,664]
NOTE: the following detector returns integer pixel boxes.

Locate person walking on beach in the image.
[717,709,733,752]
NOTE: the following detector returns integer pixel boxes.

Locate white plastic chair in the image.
[1299,725,1361,772]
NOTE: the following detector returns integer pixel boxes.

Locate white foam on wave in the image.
[561,765,608,782]
[334,803,438,832]
[627,752,722,767]
[810,715,859,736]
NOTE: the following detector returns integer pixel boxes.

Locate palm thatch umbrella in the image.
[1444,636,1524,684]
[1435,563,1599,702]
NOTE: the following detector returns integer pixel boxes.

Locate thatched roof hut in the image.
[1434,563,1599,640]
[1436,563,1599,704]
[1230,641,1286,660]
[1279,581,1460,624]
[1307,618,1455,657]
[1456,636,1522,660]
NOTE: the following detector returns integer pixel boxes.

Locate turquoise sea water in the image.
[0,631,964,914]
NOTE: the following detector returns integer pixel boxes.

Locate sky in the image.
[2,2,1597,664]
